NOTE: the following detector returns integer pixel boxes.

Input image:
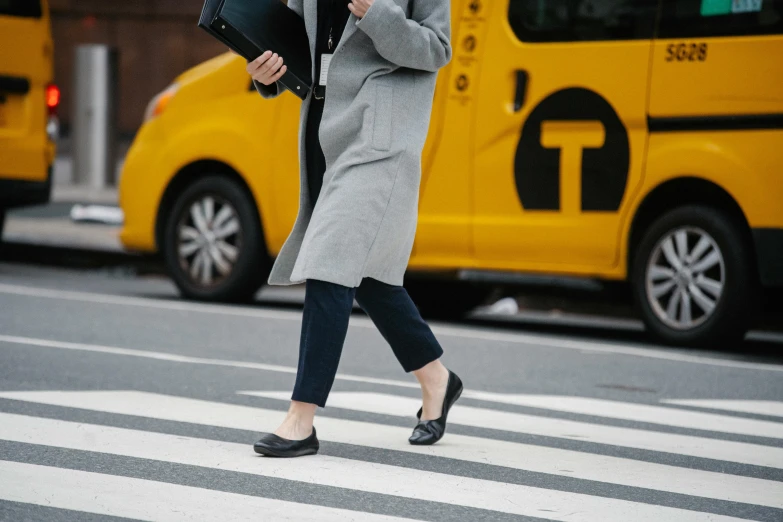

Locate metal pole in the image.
[73,45,118,189]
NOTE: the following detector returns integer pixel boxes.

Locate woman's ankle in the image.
[275,415,315,440]
[289,399,316,415]
[414,360,449,393]
[279,401,316,433]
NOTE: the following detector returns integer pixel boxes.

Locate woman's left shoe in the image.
[253,427,320,457]
[409,370,463,446]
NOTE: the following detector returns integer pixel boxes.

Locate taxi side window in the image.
[507,0,659,42]
[659,0,783,38]
[0,0,43,18]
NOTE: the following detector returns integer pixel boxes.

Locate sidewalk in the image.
[4,156,123,253]
[3,215,123,253]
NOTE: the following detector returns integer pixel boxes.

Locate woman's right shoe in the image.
[253,427,320,457]
[409,370,463,446]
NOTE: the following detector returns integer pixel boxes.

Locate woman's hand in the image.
[246,50,287,86]
[347,0,374,18]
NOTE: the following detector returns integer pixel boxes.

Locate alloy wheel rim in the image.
[176,195,242,288]
[645,226,725,330]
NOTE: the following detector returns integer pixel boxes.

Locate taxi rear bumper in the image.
[0,166,52,209]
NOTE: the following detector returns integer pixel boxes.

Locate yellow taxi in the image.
[119,0,783,346]
[0,0,58,233]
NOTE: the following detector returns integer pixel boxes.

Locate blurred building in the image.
[50,0,227,138]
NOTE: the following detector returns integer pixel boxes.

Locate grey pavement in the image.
[4,171,122,252]
[1,262,782,521]
[3,217,123,252]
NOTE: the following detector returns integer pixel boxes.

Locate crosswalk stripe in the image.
[0,460,415,522]
[0,413,753,522]
[456,392,783,439]
[662,400,783,418]
[240,391,783,469]
[1,390,781,508]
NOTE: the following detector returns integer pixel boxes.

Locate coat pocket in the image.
[372,84,394,151]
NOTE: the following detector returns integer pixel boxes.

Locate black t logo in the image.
[514,88,630,212]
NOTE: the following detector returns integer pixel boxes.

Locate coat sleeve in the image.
[355,0,452,72]
[254,0,305,99]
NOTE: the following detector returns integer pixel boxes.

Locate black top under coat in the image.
[314,0,352,95]
[306,1,352,203]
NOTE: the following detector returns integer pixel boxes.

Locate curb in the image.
[0,241,163,274]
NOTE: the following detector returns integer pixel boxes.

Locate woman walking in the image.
[247,0,460,457]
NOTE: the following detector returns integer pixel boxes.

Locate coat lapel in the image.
[335,13,359,53]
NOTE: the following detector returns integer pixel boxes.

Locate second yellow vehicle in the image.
[0,0,58,237]
[119,0,783,346]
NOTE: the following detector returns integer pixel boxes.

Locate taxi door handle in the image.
[514,69,528,112]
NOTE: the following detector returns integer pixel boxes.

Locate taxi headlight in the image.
[143,83,179,123]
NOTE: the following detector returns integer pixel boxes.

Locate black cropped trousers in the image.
[291,278,445,408]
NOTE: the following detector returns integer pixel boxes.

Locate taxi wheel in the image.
[404,279,491,320]
[162,176,269,303]
[0,208,5,240]
[632,205,755,348]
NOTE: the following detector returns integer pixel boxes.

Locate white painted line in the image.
[0,282,303,322]
[427,325,783,373]
[0,413,751,522]
[662,400,783,418]
[456,394,783,440]
[0,335,421,390]
[2,282,782,372]
[3,332,783,406]
[0,460,413,522]
[1,390,781,509]
[241,391,783,469]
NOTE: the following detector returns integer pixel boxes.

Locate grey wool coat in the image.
[254,0,452,288]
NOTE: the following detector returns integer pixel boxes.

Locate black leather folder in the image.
[199,0,312,100]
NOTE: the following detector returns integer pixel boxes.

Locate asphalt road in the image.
[1,262,782,521]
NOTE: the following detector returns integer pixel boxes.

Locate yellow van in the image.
[119,0,783,346]
[0,0,57,235]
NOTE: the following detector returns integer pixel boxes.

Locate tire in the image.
[0,208,5,241]
[404,279,492,320]
[162,175,269,303]
[631,205,755,347]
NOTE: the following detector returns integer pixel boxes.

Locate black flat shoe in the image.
[409,370,463,446]
[253,427,319,457]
